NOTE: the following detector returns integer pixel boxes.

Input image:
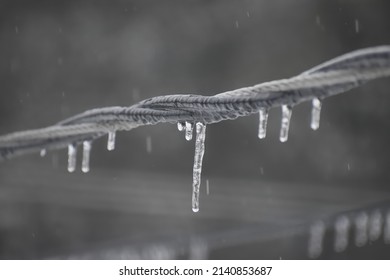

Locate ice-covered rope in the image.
[1,45,390,211]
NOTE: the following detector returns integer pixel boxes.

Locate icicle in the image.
[308,220,326,259]
[334,215,350,252]
[177,122,185,131]
[280,105,292,142]
[311,98,322,130]
[67,144,77,173]
[107,131,116,151]
[192,123,206,212]
[81,141,92,173]
[258,108,269,139]
[40,149,46,157]
[185,122,194,141]
[354,212,368,247]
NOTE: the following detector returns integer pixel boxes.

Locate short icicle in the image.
[81,141,92,173]
[185,122,194,141]
[67,144,77,173]
[280,105,292,142]
[107,131,116,151]
[311,98,322,130]
[192,122,207,212]
[258,108,269,139]
[177,122,185,131]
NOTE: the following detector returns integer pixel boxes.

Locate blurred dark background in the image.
[0,0,390,259]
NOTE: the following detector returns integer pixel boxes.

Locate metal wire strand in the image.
[1,46,390,160]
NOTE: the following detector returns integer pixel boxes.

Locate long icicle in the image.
[280,105,292,142]
[81,140,92,173]
[192,122,207,212]
[311,98,322,130]
[67,144,77,173]
[258,108,269,139]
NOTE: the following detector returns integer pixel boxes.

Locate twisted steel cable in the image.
[0,46,389,161]
[2,45,390,211]
[1,46,390,161]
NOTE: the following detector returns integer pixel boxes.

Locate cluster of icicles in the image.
[46,98,322,212]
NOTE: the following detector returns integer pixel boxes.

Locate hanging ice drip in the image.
[107,131,116,151]
[81,141,92,173]
[280,105,292,142]
[192,123,206,212]
[67,144,77,173]
[311,98,322,130]
[258,108,269,139]
[185,122,194,141]
[177,121,207,212]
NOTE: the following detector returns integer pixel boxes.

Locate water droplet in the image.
[368,210,383,241]
[260,167,264,175]
[107,131,116,151]
[315,15,321,26]
[308,220,326,258]
[258,108,269,139]
[192,123,206,212]
[185,122,194,141]
[354,212,368,247]
[81,141,92,173]
[40,149,46,157]
[67,144,77,173]
[355,19,359,33]
[311,98,322,130]
[177,122,185,131]
[146,136,152,154]
[280,105,292,142]
[334,215,350,252]
[206,179,210,195]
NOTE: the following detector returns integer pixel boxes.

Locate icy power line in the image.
[1,46,390,211]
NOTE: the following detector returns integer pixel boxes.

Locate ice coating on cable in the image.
[107,131,116,151]
[311,98,322,130]
[67,144,77,173]
[192,123,206,212]
[185,122,194,141]
[81,141,92,173]
[280,105,292,142]
[258,108,269,139]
